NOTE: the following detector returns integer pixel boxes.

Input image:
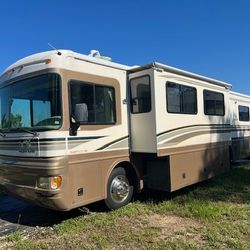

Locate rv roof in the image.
[130,62,232,89]
[71,51,130,71]
[1,50,232,89]
[2,50,130,75]
[230,91,250,99]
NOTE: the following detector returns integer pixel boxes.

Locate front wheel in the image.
[104,167,134,210]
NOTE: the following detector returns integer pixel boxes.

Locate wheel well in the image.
[113,162,139,192]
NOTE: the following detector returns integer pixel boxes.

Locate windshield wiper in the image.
[15,128,39,137]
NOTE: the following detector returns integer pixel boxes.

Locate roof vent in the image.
[88,49,112,61]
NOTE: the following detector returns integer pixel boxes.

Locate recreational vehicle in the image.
[0,50,249,210]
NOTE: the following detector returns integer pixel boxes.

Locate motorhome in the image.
[0,50,249,210]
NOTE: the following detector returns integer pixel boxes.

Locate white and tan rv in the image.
[0,50,249,210]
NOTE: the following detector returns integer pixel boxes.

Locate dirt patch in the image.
[144,214,205,245]
[147,214,201,231]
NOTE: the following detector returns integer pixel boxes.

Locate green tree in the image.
[1,113,22,128]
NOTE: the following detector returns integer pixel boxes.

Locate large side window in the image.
[239,105,249,121]
[166,82,197,114]
[130,75,151,114]
[70,80,116,124]
[204,90,225,116]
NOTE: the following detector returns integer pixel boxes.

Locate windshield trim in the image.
[0,72,63,134]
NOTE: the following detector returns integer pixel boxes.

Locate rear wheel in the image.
[105,167,134,210]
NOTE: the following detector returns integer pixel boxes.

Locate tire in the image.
[104,167,134,210]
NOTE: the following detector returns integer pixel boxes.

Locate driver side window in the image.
[70,80,116,124]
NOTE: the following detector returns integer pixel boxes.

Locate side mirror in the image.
[70,103,88,136]
[74,103,88,123]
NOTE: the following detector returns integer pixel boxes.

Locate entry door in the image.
[129,72,157,153]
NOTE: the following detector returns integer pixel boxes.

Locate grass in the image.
[0,164,249,250]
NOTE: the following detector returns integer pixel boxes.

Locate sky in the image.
[1,0,250,95]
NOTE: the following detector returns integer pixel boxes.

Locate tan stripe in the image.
[69,149,129,164]
[157,125,230,143]
[0,155,67,170]
[158,141,231,157]
[166,129,230,144]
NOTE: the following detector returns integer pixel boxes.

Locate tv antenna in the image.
[48,43,62,55]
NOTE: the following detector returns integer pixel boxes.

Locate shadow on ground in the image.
[136,163,250,205]
[0,193,87,237]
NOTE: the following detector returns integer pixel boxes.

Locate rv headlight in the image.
[38,176,62,190]
[38,177,50,190]
[50,176,62,190]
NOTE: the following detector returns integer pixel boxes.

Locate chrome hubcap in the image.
[110,175,130,203]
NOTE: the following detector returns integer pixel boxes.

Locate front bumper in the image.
[0,155,71,210]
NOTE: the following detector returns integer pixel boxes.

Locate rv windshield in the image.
[0,73,62,132]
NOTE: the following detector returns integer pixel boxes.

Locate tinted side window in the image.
[130,75,151,113]
[204,90,225,116]
[239,105,249,121]
[166,82,197,114]
[70,81,116,124]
